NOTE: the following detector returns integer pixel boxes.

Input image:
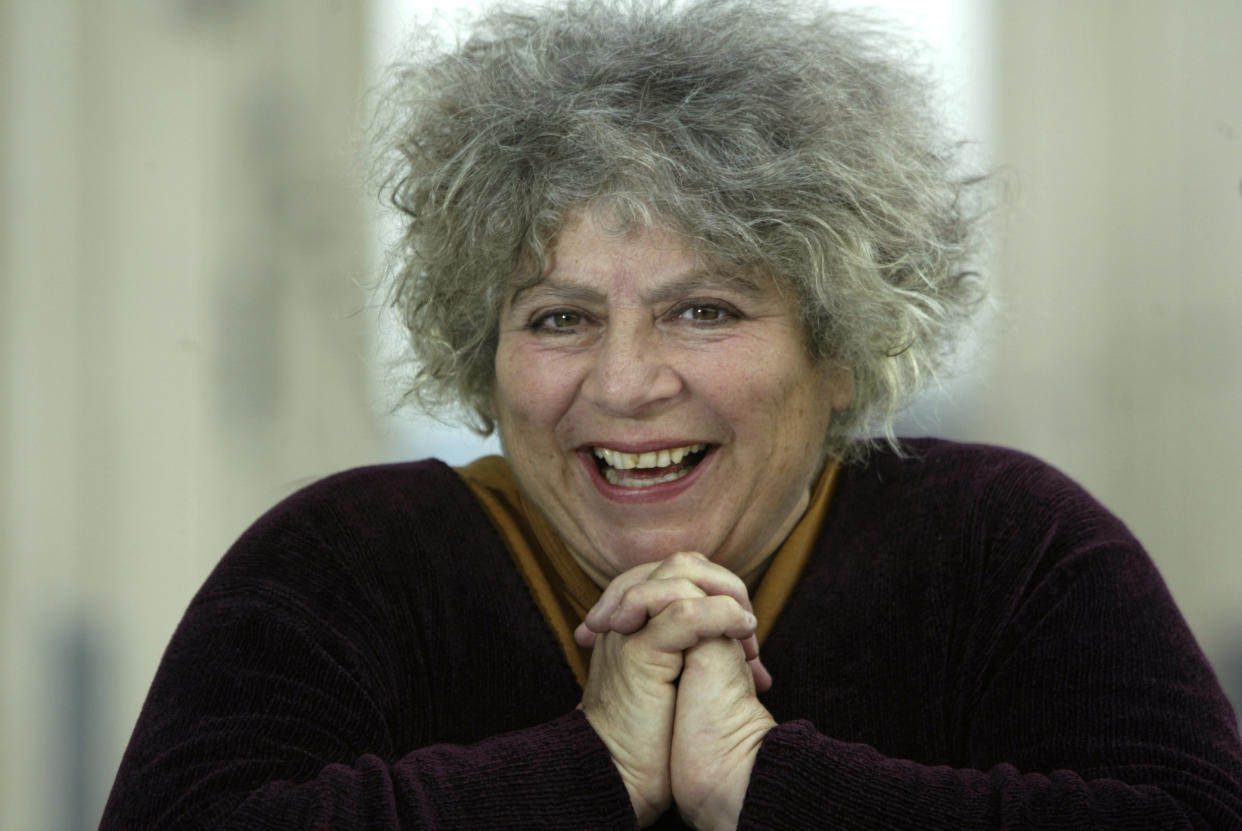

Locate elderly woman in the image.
[100,1,1242,828]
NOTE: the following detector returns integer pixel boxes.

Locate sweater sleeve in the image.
[736,451,1242,830]
[99,593,636,831]
[98,465,639,831]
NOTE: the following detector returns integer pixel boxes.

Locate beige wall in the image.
[968,0,1242,691]
[1,1,379,828]
[3,1,1240,829]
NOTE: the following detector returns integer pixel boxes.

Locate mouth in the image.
[591,443,711,488]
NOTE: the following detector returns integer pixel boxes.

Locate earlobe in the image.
[485,384,499,422]
[826,365,854,412]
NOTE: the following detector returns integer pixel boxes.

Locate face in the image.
[492,212,852,587]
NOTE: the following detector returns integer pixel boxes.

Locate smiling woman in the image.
[493,214,848,587]
[382,0,981,463]
[98,0,1242,829]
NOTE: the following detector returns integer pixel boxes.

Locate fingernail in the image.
[745,612,757,628]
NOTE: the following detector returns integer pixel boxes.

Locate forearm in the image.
[101,709,637,831]
[738,719,1238,830]
[101,582,633,830]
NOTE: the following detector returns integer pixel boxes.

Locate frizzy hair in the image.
[377,0,986,460]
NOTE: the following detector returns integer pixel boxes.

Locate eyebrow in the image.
[510,269,766,308]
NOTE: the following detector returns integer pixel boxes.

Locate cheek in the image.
[493,344,575,442]
[754,362,834,451]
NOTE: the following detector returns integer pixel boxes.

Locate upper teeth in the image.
[594,443,706,470]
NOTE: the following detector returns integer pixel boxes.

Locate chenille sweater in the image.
[99,440,1242,829]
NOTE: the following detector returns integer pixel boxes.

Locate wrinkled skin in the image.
[576,553,777,830]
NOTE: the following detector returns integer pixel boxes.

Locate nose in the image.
[580,320,684,417]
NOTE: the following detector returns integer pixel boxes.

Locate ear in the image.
[825,364,854,412]
[485,384,499,422]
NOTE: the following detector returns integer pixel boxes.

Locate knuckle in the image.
[667,597,701,627]
[668,576,705,599]
[667,551,705,569]
[622,580,661,608]
[614,582,641,607]
[711,593,743,617]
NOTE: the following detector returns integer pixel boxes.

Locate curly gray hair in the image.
[379,0,985,460]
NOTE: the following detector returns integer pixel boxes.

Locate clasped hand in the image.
[574,552,777,830]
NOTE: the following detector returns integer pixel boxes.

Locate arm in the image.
[583,532,1242,829]
[735,537,1242,829]
[730,456,1242,831]
[99,586,639,831]
[100,463,641,831]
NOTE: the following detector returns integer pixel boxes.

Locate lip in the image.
[576,443,717,503]
[579,439,709,454]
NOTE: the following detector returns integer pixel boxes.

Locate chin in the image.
[606,531,720,569]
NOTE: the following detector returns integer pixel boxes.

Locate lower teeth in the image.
[603,467,690,488]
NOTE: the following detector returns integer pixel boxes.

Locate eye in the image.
[674,303,736,324]
[531,310,584,332]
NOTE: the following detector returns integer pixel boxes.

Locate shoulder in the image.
[839,438,1130,540]
[260,458,475,531]
[245,458,483,544]
[826,439,1152,607]
[819,442,1183,669]
[196,459,504,608]
[846,437,1076,492]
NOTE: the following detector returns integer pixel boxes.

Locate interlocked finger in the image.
[636,594,758,654]
[579,552,753,636]
[607,577,710,634]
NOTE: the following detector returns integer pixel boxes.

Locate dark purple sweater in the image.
[99,440,1242,829]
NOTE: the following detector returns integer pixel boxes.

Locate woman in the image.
[100,1,1242,828]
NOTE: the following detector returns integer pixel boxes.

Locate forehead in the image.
[511,216,770,304]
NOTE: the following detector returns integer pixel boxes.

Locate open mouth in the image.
[591,443,711,488]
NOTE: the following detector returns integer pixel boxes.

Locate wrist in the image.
[582,701,673,827]
[675,716,773,831]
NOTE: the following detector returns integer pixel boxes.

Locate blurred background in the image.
[2,0,1239,828]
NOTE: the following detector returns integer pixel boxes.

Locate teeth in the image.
[593,443,705,471]
[593,443,710,489]
[603,466,689,487]
[593,448,637,469]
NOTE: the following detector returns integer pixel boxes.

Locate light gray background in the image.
[3,1,1239,828]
